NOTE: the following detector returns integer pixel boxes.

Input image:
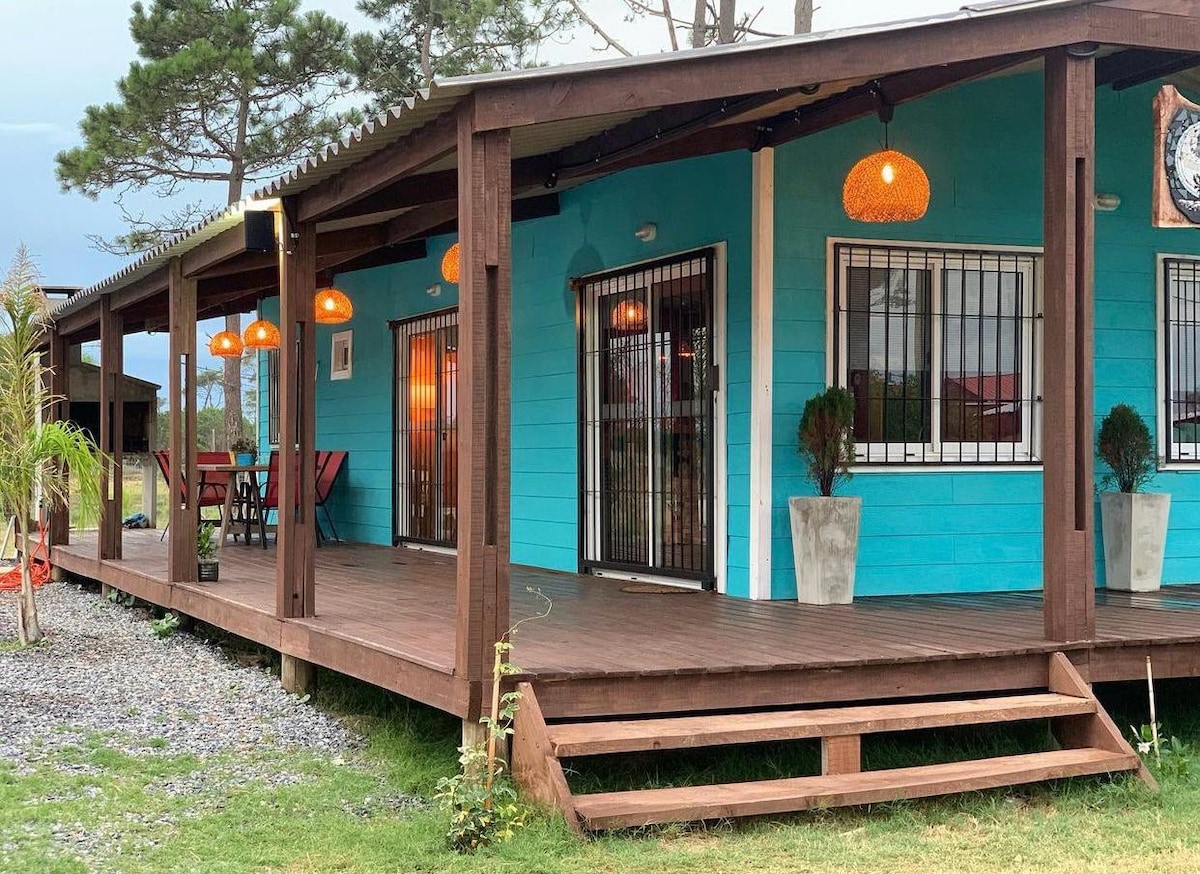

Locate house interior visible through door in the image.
[579,249,716,588]
[394,309,458,548]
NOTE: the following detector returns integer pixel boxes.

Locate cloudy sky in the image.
[0,0,964,385]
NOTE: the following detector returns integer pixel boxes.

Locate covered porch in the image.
[52,529,1200,720]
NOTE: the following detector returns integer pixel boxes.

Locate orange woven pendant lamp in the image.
[208,330,243,357]
[243,318,281,350]
[441,242,460,284]
[315,287,353,324]
[843,91,930,223]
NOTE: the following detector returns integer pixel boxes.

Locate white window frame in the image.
[826,238,1043,466]
[331,330,353,381]
[1156,253,1200,468]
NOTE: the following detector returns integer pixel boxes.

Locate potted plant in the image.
[789,387,860,605]
[1098,403,1169,592]
[197,522,219,582]
[230,434,257,467]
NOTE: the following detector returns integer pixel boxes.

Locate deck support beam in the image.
[98,297,124,560]
[455,103,513,721]
[275,202,317,619]
[1042,46,1096,643]
[167,258,198,582]
[46,328,70,547]
[281,654,317,696]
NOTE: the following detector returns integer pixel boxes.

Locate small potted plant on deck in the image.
[230,434,257,467]
[789,386,860,605]
[1098,403,1169,592]
[197,522,219,582]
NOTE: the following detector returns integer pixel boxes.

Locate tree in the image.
[352,0,577,110]
[55,0,360,453]
[0,247,105,645]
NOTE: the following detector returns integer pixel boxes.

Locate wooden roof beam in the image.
[471,4,1091,130]
[757,51,1040,150]
[1095,47,1200,90]
[296,110,459,224]
[109,267,169,313]
[1089,3,1200,53]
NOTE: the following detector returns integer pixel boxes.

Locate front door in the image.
[579,250,716,588]
[393,309,458,548]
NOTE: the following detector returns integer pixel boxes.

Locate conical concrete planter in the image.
[788,496,862,605]
[1100,491,1170,592]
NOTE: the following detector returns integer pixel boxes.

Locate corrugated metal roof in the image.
[53,0,1099,321]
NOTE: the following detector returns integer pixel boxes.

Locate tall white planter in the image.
[788,496,861,605]
[1100,491,1170,592]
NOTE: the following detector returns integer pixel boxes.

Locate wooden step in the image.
[547,693,1096,757]
[572,748,1138,830]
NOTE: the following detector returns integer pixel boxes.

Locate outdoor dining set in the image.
[152,449,347,548]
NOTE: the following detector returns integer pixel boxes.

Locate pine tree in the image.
[55,0,359,448]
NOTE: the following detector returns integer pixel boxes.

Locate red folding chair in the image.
[153,450,232,541]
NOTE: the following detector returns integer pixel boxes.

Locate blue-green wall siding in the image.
[770,72,1200,598]
[266,152,753,595]
[263,72,1200,600]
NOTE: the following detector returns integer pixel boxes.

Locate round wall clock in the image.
[1165,106,1200,223]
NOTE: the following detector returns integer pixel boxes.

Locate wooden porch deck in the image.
[52,529,1200,719]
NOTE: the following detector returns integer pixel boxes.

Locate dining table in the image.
[197,462,270,549]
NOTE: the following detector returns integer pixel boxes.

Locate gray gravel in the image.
[0,580,357,769]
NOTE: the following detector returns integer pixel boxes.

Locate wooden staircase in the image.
[512,653,1154,832]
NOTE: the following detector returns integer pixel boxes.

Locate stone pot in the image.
[1100,491,1170,592]
[788,496,862,605]
[198,559,220,583]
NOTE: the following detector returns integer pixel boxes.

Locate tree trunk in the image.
[718,0,735,44]
[691,0,706,46]
[794,0,813,34]
[661,0,679,50]
[221,95,251,449]
[421,23,434,83]
[16,513,41,646]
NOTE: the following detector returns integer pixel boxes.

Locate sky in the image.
[0,0,965,388]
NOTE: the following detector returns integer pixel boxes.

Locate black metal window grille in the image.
[578,249,716,587]
[266,349,280,446]
[832,242,1042,465]
[1164,258,1200,463]
[392,308,459,548]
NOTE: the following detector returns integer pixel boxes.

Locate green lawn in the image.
[4,646,1200,872]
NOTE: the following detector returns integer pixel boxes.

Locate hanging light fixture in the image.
[610,298,646,332]
[243,318,281,350]
[842,87,930,223]
[208,330,243,358]
[314,287,353,324]
[441,242,461,284]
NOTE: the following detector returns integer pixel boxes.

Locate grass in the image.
[5,625,1200,873]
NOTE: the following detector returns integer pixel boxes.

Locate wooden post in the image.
[98,297,124,560]
[1042,46,1096,643]
[455,102,512,721]
[280,653,317,696]
[168,258,198,583]
[276,201,317,618]
[46,328,70,547]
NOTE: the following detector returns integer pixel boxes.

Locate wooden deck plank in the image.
[49,529,1200,719]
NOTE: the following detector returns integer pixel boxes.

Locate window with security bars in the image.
[1163,258,1200,463]
[831,242,1042,464]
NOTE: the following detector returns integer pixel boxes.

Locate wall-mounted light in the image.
[1095,192,1122,212]
[426,283,442,298]
[634,222,657,242]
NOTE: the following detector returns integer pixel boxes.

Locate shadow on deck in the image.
[51,529,1200,719]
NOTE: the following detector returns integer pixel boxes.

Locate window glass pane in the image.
[941,268,1023,444]
[846,266,931,444]
[1168,261,1200,460]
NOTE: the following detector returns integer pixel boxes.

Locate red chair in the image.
[153,450,233,540]
[261,449,347,545]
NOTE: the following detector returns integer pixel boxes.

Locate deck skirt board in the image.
[572,749,1138,829]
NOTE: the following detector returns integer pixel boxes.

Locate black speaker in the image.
[244,210,276,252]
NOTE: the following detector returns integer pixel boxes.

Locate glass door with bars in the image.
[579,249,716,588]
[393,309,459,548]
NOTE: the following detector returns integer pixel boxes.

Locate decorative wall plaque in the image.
[1154,85,1200,228]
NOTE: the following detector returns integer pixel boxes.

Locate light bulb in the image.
[881,163,895,184]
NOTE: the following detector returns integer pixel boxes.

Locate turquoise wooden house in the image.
[47,0,1200,829]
